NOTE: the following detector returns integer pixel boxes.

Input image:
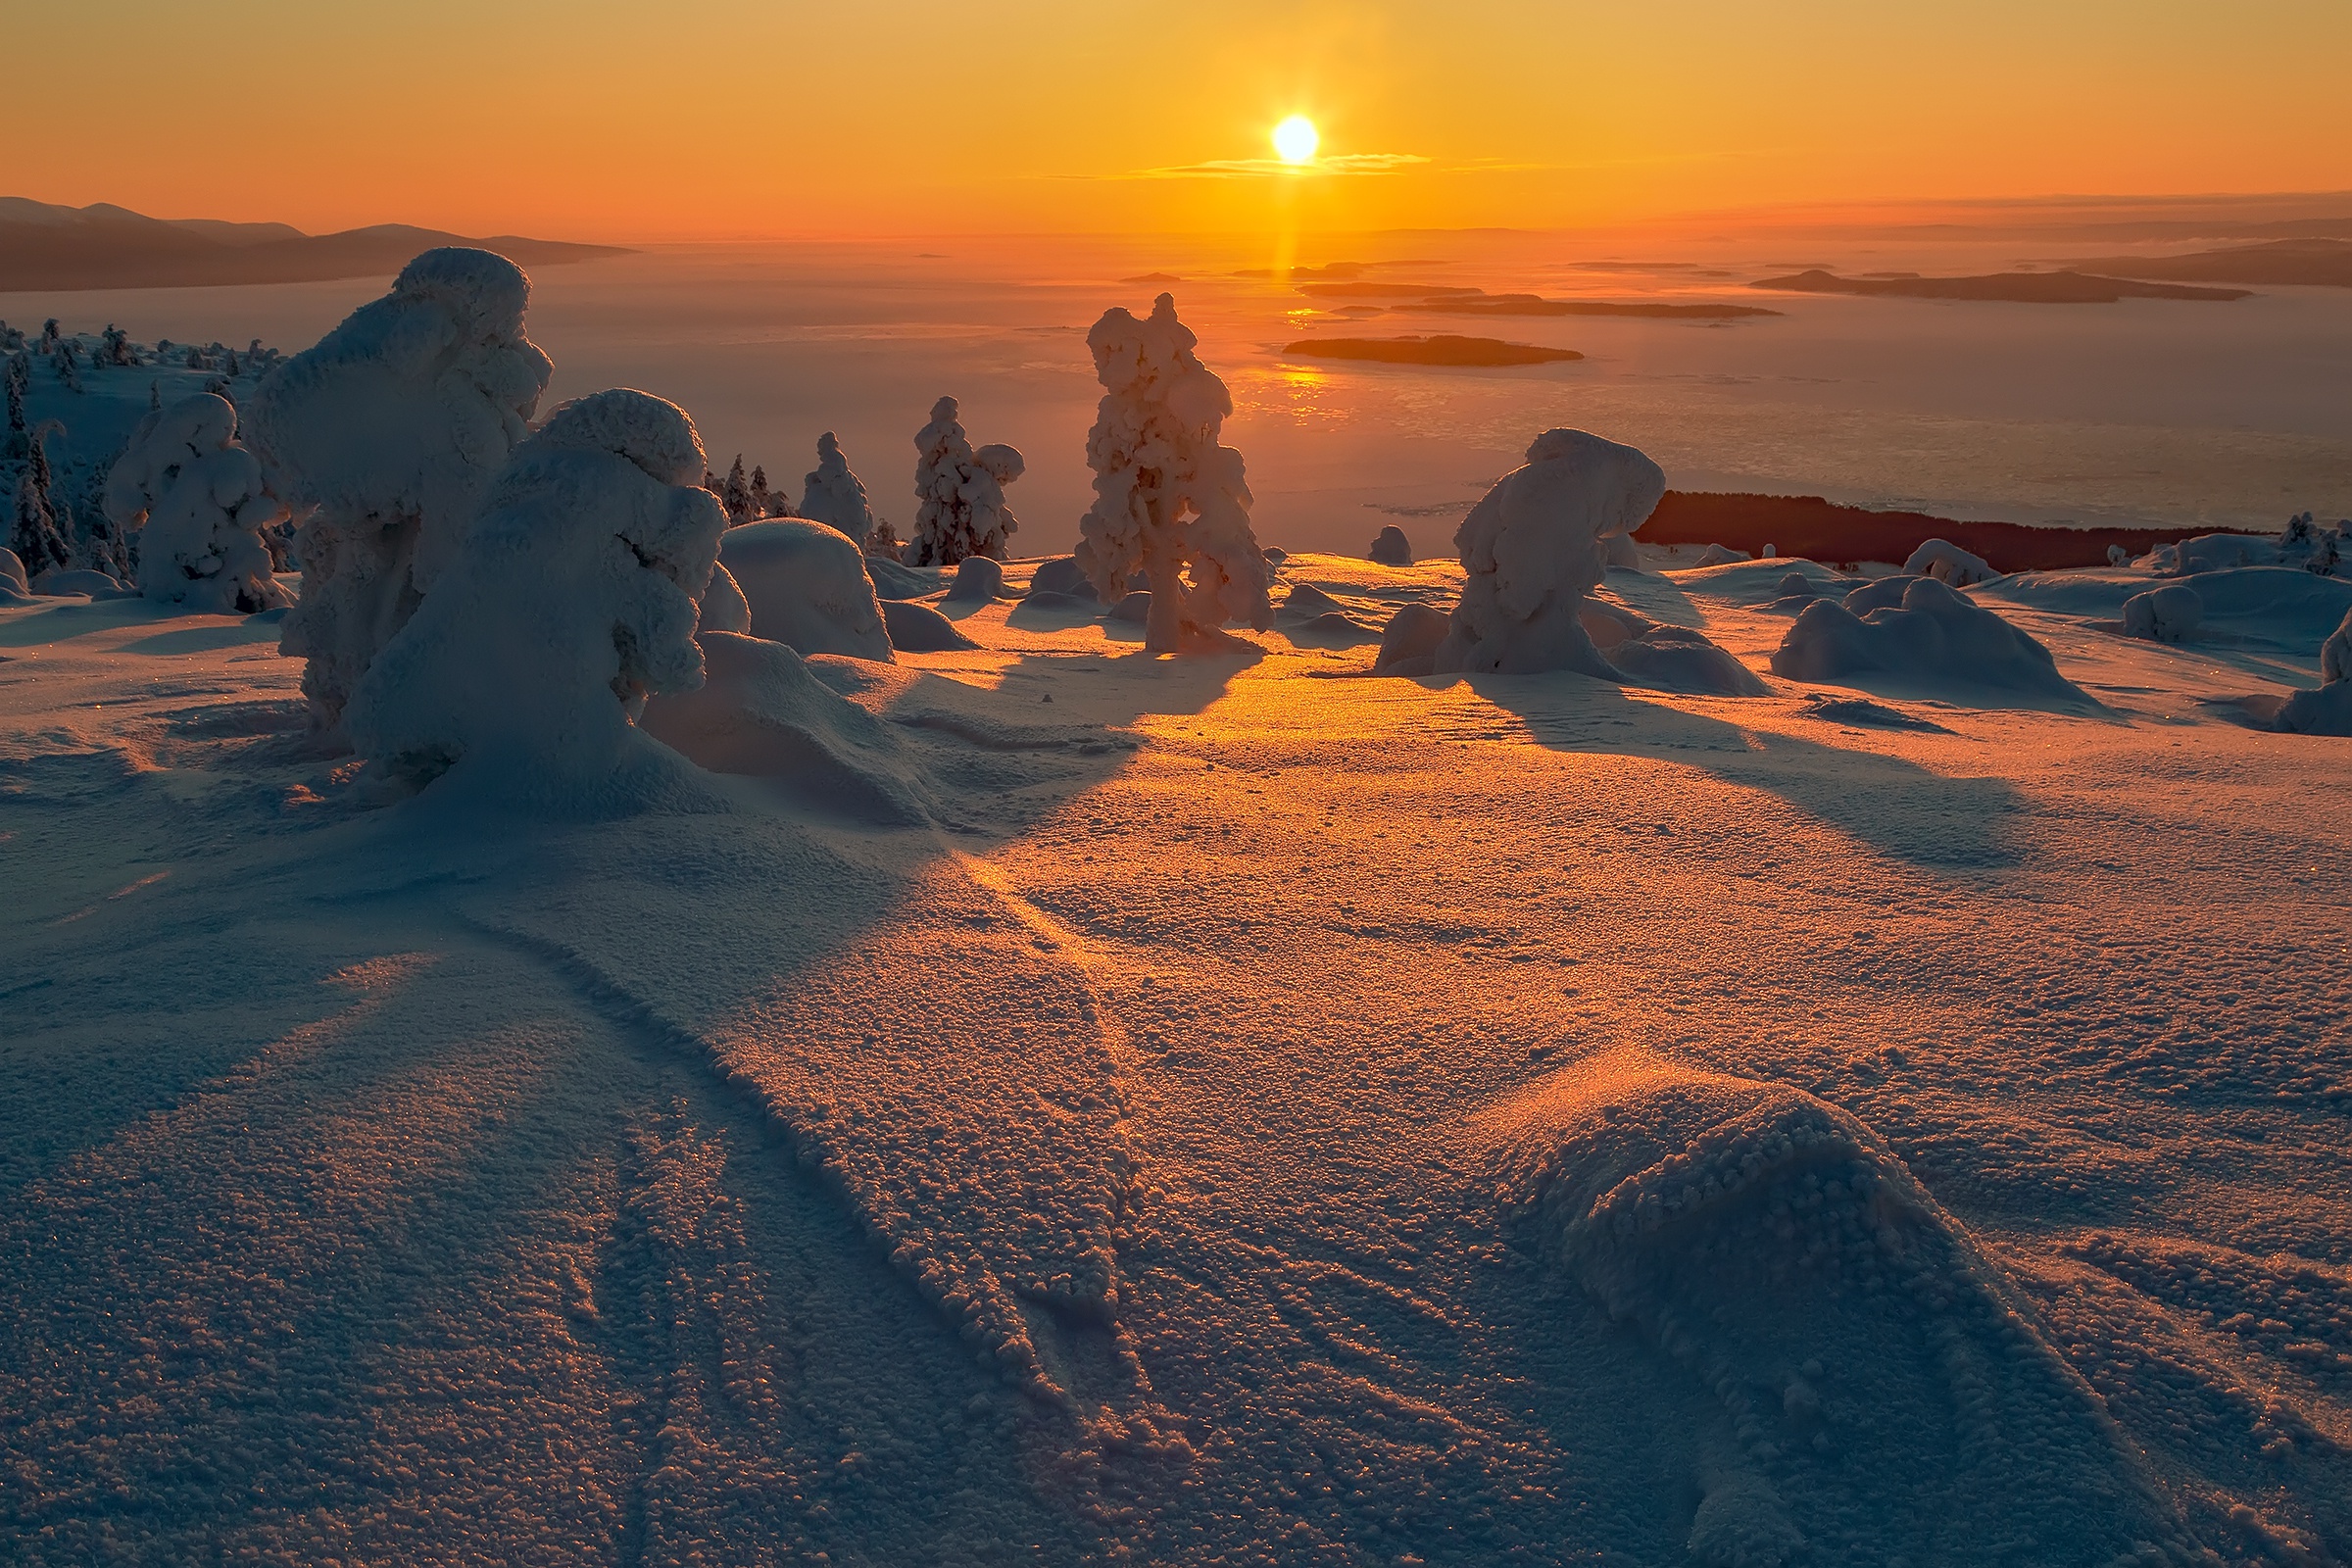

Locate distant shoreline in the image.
[1645,491,2215,570]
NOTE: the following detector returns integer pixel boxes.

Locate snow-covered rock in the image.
[908,398,1021,566]
[1073,294,1272,653]
[942,555,1005,603]
[2120,583,2201,644]
[1027,556,1095,600]
[1607,623,1771,696]
[1772,575,2087,702]
[718,516,895,662]
[799,431,875,542]
[342,389,725,802]
[1374,603,1449,676]
[102,393,292,614]
[248,248,553,727]
[1368,525,1412,565]
[1431,428,1665,677]
[883,598,980,652]
[1903,537,1996,588]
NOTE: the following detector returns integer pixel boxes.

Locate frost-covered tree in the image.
[104,392,293,613]
[344,389,728,796]
[12,429,70,577]
[801,430,874,540]
[749,464,771,519]
[99,325,133,368]
[862,516,904,562]
[908,396,1022,566]
[1073,293,1272,653]
[247,247,553,731]
[720,454,755,522]
[3,369,25,461]
[39,319,59,349]
[55,342,82,393]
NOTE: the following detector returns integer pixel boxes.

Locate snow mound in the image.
[942,554,1005,603]
[102,393,292,613]
[1432,428,1666,676]
[1903,537,1997,588]
[638,632,929,823]
[1374,602,1449,675]
[1608,623,1772,696]
[2271,607,2352,736]
[1489,1051,2185,1563]
[1026,555,1096,601]
[250,248,553,727]
[30,567,128,597]
[2149,532,2284,577]
[1772,577,2088,704]
[718,517,895,662]
[343,389,725,807]
[1692,543,1749,566]
[1074,293,1272,652]
[863,554,941,601]
[1280,583,1348,619]
[798,430,875,542]
[698,561,752,634]
[882,598,980,652]
[1368,524,1413,565]
[0,546,26,598]
[2120,583,2201,643]
[908,398,1021,566]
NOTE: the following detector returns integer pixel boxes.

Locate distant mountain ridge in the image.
[0,198,630,291]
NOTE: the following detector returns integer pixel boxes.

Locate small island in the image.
[1280,334,1584,367]
[1749,268,2249,304]
[2069,238,2351,289]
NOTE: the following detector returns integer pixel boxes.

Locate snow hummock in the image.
[1368,524,1413,565]
[248,248,553,727]
[1432,428,1666,677]
[799,430,876,543]
[1771,575,2088,704]
[717,517,896,662]
[2121,583,2202,644]
[1902,537,1996,588]
[342,388,724,803]
[1073,294,1273,653]
[2272,606,2352,735]
[1374,602,1449,675]
[102,393,292,614]
[699,561,753,634]
[908,398,1022,567]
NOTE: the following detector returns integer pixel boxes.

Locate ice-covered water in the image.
[5,231,2348,555]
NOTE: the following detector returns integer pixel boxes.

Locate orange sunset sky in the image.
[22,0,2352,240]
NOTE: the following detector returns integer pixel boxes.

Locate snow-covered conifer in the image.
[247,247,553,730]
[908,397,1022,566]
[3,370,25,461]
[104,392,292,613]
[749,464,770,519]
[56,342,82,392]
[721,455,754,522]
[11,434,70,576]
[863,517,903,562]
[40,319,59,349]
[801,430,874,540]
[344,389,727,795]
[1073,294,1271,653]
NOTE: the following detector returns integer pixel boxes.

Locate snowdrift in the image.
[718,517,896,662]
[1772,576,2089,705]
[1489,1051,2185,1564]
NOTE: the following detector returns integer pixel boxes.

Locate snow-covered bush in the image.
[343,389,726,796]
[716,516,895,662]
[1073,295,1272,653]
[2280,513,2347,576]
[248,247,553,728]
[1903,538,1995,588]
[1432,428,1665,676]
[1771,575,2086,702]
[102,393,291,613]
[2119,583,2200,644]
[800,430,876,541]
[2147,533,2278,577]
[2274,607,2352,736]
[909,398,1022,566]
[1368,524,1412,565]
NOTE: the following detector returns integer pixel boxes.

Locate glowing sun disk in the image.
[1273,116,1319,165]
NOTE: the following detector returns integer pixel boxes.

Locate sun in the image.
[1272,116,1320,166]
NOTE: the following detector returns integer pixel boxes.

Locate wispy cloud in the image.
[1109,153,1433,181]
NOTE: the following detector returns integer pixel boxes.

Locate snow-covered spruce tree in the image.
[343,389,728,796]
[104,392,292,613]
[1073,293,1272,653]
[908,397,1022,566]
[749,464,771,519]
[4,368,26,461]
[862,516,904,562]
[720,455,754,522]
[13,468,71,578]
[246,247,553,731]
[800,429,874,540]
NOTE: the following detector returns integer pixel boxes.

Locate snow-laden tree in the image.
[103,392,292,613]
[720,455,755,523]
[907,397,1022,566]
[1072,293,1272,653]
[246,247,553,731]
[344,389,728,796]
[1432,428,1664,676]
[749,464,771,520]
[800,430,874,541]
[11,430,71,577]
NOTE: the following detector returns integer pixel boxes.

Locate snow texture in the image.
[29,567,127,597]
[798,430,875,542]
[1073,294,1273,653]
[1902,537,1996,588]
[2121,584,2202,644]
[249,248,553,727]
[2273,606,2352,735]
[1432,428,1667,676]
[342,389,725,803]
[102,393,292,613]
[718,517,895,662]
[1368,524,1413,565]
[1772,575,2088,704]
[1374,602,1450,675]
[882,598,981,652]
[1027,556,1098,602]
[699,561,753,634]
[908,398,1021,566]
[0,546,29,594]
[864,554,942,601]
[943,555,1006,603]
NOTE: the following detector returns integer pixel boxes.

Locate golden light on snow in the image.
[1272,116,1320,166]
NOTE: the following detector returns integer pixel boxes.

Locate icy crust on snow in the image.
[1772,576,2091,705]
[101,393,292,614]
[1073,294,1273,652]
[250,248,553,727]
[717,517,895,662]
[1433,428,1665,678]
[1490,1052,2185,1564]
[343,390,725,806]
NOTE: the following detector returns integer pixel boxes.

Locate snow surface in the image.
[717,517,896,662]
[102,393,292,614]
[8,532,2352,1565]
